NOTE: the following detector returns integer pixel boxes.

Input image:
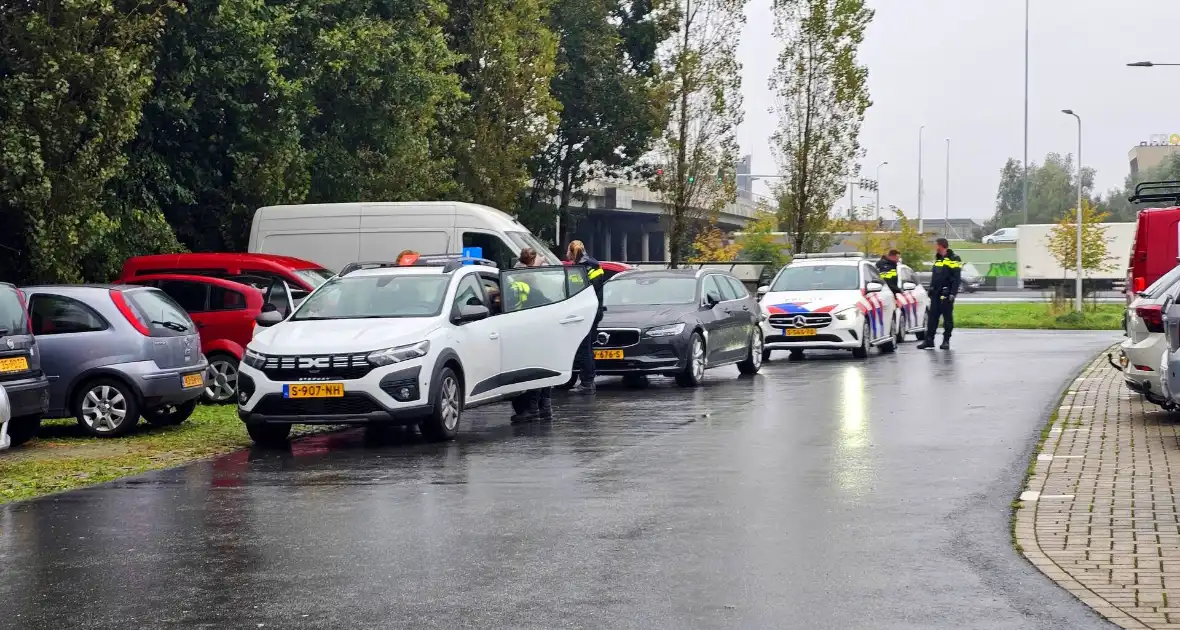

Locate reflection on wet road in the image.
[0,331,1119,629]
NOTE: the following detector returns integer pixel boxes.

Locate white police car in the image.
[757,253,900,359]
[237,255,597,445]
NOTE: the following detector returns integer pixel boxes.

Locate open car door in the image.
[496,265,596,396]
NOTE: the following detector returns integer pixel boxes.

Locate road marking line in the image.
[1040,494,1075,499]
[1020,491,1040,501]
[1037,454,1054,461]
[1037,454,1083,460]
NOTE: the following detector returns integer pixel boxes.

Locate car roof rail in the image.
[793,252,867,260]
[1129,180,1180,205]
[336,255,498,277]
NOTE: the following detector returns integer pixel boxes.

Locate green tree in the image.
[443,0,560,212]
[1046,200,1113,277]
[651,0,746,267]
[889,208,932,271]
[522,0,677,242]
[769,0,873,256]
[289,0,462,204]
[986,152,1097,232]
[111,0,311,253]
[0,0,181,283]
[738,208,788,271]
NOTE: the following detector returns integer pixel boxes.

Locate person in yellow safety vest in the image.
[567,240,604,395]
[875,249,901,295]
[918,237,963,350]
[508,249,554,423]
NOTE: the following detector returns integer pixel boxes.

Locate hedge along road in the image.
[0,330,1120,629]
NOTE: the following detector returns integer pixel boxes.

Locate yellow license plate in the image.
[785,328,817,337]
[284,383,345,398]
[594,349,624,360]
[0,356,29,373]
[182,373,204,388]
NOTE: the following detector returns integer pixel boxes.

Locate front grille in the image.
[769,313,833,329]
[254,393,384,416]
[257,352,374,381]
[594,328,641,348]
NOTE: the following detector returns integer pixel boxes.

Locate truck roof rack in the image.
[1129,180,1180,205]
[337,255,497,277]
[793,252,866,259]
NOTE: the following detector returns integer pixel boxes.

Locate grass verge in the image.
[0,405,267,504]
[955,302,1122,331]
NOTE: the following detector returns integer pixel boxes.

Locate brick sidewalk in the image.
[1017,347,1180,629]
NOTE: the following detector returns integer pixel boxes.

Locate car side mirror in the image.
[704,291,722,308]
[757,285,769,297]
[255,310,283,327]
[261,302,278,314]
[901,281,917,291]
[455,304,490,323]
[865,281,884,294]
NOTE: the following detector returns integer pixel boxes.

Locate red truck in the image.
[1127,181,1180,302]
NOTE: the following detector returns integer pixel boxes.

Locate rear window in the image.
[0,286,28,336]
[124,288,195,337]
[1144,264,1180,298]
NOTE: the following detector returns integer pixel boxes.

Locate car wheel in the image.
[738,328,763,375]
[675,333,706,388]
[247,423,291,448]
[421,366,462,441]
[622,374,649,388]
[74,378,140,437]
[203,353,239,404]
[852,321,870,359]
[145,399,198,427]
[7,415,41,447]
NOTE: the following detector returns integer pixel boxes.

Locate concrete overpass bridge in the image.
[561,178,761,262]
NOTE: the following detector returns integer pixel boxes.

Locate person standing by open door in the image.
[567,240,604,394]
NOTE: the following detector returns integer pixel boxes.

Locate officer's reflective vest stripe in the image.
[509,280,530,308]
[879,269,898,279]
[587,267,604,280]
[933,259,962,269]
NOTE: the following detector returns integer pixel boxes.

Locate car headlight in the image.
[834,307,858,321]
[367,340,430,366]
[645,323,686,337]
[243,348,266,369]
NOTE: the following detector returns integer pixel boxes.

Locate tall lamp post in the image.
[1062,109,1083,312]
[944,139,951,238]
[875,161,888,221]
[918,126,925,233]
[1022,0,1030,227]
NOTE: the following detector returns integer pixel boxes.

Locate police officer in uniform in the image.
[508,249,553,423]
[567,240,605,395]
[919,238,962,350]
[875,249,902,295]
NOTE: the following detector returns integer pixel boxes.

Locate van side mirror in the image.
[255,311,283,327]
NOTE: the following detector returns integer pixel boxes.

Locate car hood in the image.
[600,304,695,327]
[249,318,440,355]
[761,290,862,314]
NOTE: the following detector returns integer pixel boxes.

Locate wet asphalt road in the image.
[0,330,1122,629]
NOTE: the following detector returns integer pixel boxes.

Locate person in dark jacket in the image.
[567,240,604,395]
[509,249,553,423]
[875,250,902,294]
[919,238,962,350]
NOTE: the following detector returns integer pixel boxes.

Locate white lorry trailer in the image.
[1017,222,1135,291]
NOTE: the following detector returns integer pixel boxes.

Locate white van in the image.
[982,227,1019,244]
[248,202,561,271]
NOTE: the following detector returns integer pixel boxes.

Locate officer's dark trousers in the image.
[925,296,954,342]
[577,320,599,384]
[512,387,552,414]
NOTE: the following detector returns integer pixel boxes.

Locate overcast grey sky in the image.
[737,0,1180,222]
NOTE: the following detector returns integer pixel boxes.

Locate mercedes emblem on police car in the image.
[792,315,807,328]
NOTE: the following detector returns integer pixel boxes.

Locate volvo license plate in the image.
[594,350,624,360]
[784,328,817,337]
[284,383,345,398]
[0,357,28,373]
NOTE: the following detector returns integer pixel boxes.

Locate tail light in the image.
[1134,276,1147,293]
[1138,303,1165,333]
[109,290,151,336]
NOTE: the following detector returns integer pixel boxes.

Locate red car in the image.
[561,260,633,279]
[119,253,334,302]
[121,274,265,404]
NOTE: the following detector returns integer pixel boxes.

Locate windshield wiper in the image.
[152,320,189,333]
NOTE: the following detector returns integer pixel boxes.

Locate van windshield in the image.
[506,232,561,265]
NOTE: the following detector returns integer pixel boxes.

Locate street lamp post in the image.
[918,126,925,233]
[875,161,888,221]
[945,138,951,237]
[1023,0,1030,228]
[1063,109,1083,312]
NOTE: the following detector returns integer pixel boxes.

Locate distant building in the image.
[1129,145,1180,176]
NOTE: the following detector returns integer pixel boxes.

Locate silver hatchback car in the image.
[22,285,208,437]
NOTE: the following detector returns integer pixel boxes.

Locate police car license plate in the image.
[284,383,345,398]
[784,328,817,337]
[181,373,204,388]
[594,350,623,360]
[0,357,28,373]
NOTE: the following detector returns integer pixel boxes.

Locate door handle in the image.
[560,315,585,324]
[489,332,500,339]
